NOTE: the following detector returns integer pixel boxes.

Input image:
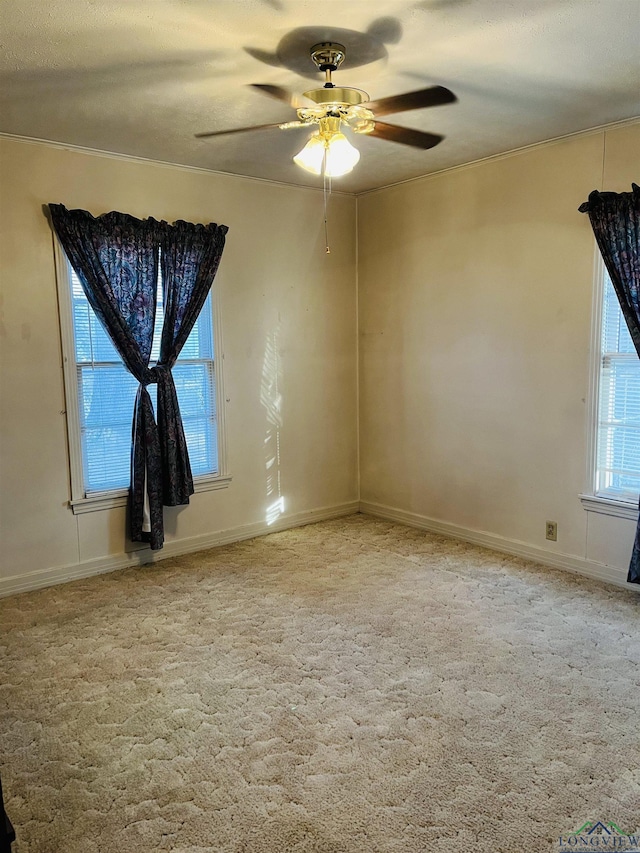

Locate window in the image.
[591,266,640,505]
[56,247,229,512]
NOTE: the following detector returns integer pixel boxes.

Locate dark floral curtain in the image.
[49,204,228,551]
[579,183,640,584]
[156,220,228,506]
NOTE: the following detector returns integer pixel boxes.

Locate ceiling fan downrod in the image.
[310,42,346,89]
[302,43,369,109]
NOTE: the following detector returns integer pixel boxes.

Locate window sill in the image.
[579,494,638,521]
[69,474,233,515]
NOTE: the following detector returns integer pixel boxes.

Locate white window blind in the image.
[70,263,218,494]
[596,271,640,501]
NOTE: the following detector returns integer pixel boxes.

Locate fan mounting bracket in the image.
[310,42,346,73]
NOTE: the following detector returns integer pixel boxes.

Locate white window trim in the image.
[580,249,637,521]
[579,493,637,521]
[54,238,231,515]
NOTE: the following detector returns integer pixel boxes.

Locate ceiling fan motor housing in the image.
[302,87,369,108]
[303,38,370,111]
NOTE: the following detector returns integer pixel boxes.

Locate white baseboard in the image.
[4,498,636,598]
[359,501,638,592]
[0,501,360,598]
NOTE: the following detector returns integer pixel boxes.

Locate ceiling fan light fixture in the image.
[293,131,360,177]
[293,134,326,175]
[323,132,360,177]
[294,115,360,178]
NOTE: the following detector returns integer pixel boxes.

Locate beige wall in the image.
[1,123,638,594]
[358,122,640,580]
[0,138,358,586]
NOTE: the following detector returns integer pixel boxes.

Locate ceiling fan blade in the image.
[195,121,292,139]
[368,121,444,149]
[367,85,456,117]
[250,83,305,109]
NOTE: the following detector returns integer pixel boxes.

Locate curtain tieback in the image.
[144,364,174,386]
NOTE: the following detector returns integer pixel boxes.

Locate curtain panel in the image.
[49,204,228,551]
[579,183,640,584]
[157,220,228,507]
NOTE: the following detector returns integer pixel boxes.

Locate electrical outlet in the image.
[546,521,558,541]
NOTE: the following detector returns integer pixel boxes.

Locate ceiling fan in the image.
[195,42,456,178]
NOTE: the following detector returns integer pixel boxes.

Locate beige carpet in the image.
[1,514,638,853]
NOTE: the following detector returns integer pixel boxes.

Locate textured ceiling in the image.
[1,0,639,193]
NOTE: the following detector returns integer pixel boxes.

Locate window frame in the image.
[581,251,638,521]
[54,238,231,515]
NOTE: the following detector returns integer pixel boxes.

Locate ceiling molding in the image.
[356,115,640,197]
[4,115,637,201]
[0,132,357,197]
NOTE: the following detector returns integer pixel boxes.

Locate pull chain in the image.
[323,145,331,254]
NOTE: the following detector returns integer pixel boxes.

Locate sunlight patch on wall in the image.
[261,326,284,525]
[266,496,286,526]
